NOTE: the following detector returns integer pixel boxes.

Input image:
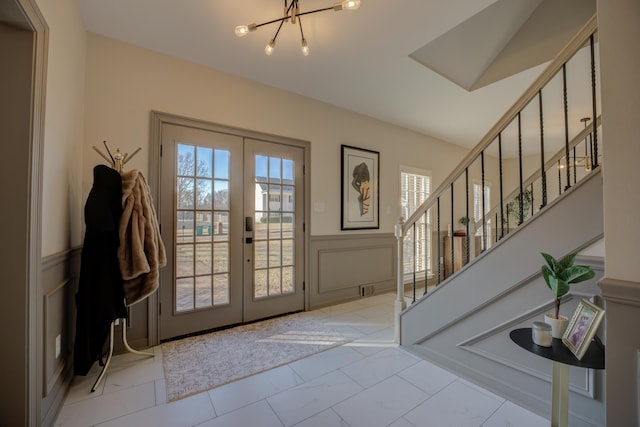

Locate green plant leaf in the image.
[558,253,577,270]
[560,265,596,284]
[541,265,553,290]
[541,252,560,272]
[555,279,570,298]
[546,274,570,298]
[547,274,558,296]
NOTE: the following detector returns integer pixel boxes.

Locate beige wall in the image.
[82,33,467,237]
[598,0,640,282]
[597,0,640,424]
[36,0,86,255]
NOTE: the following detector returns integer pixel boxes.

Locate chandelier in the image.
[235,0,361,56]
[557,117,600,172]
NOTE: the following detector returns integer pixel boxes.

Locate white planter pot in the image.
[545,313,569,339]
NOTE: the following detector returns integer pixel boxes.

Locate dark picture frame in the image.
[562,299,605,360]
[341,145,379,230]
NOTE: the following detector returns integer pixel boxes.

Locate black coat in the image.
[74,165,127,375]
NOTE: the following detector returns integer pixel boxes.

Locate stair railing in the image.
[395,14,601,330]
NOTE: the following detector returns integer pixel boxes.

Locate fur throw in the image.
[118,169,167,306]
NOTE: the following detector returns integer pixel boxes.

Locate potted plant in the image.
[504,188,533,228]
[541,252,595,338]
[455,216,470,236]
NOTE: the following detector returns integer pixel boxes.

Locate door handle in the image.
[245,216,253,245]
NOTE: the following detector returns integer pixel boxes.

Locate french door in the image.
[243,138,305,322]
[159,124,305,341]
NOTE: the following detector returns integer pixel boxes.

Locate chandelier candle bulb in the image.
[532,321,552,347]
[265,40,276,55]
[234,23,256,37]
[335,0,360,10]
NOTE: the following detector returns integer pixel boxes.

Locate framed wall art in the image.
[341,145,379,230]
[562,299,605,360]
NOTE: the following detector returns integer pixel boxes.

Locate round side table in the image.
[510,328,604,427]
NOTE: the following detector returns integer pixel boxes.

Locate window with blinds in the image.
[400,167,431,278]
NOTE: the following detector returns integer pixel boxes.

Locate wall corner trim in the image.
[599,277,640,307]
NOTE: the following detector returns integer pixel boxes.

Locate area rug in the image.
[161,312,349,402]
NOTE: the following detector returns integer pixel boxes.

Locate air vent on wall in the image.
[360,284,374,298]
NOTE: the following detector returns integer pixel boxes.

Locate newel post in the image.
[395,216,406,343]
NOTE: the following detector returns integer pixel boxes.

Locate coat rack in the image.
[92,140,142,174]
[90,140,151,392]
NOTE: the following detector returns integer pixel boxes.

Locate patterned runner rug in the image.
[161,312,349,401]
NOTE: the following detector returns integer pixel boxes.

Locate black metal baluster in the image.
[437,197,441,285]
[584,122,589,165]
[583,117,593,171]
[499,134,504,239]
[539,90,547,208]
[481,151,486,251]
[518,112,524,225]
[530,183,534,217]
[589,128,594,169]
[450,183,454,278]
[573,145,577,184]
[465,168,470,265]
[423,211,428,296]
[563,64,571,190]
[412,223,416,303]
[558,160,562,195]
[590,34,599,169]
[582,116,593,171]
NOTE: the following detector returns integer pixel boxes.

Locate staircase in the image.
[402,170,604,424]
[396,14,605,426]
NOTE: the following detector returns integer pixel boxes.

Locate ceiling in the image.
[75,0,595,148]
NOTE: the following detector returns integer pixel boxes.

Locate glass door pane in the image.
[175,144,231,312]
[253,156,296,299]
[244,138,304,322]
[159,124,243,341]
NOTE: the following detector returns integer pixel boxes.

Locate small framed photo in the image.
[562,299,605,360]
[341,145,379,230]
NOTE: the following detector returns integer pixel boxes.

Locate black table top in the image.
[510,328,605,369]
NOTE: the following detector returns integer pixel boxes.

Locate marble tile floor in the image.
[56,292,548,427]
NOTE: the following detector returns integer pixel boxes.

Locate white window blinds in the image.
[400,168,431,276]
